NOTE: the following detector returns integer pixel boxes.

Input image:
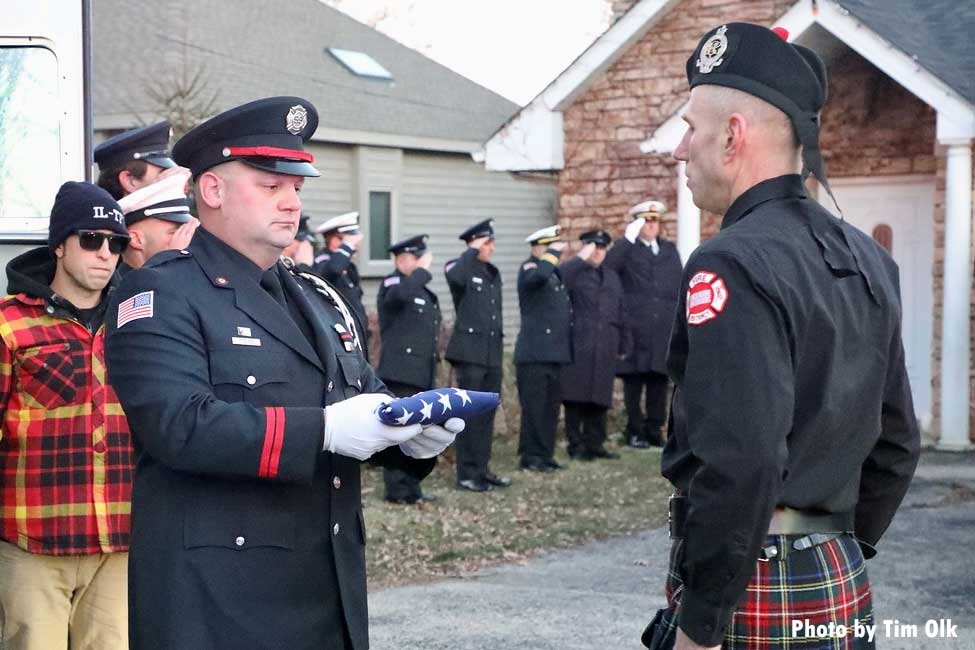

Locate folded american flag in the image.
[377,388,500,426]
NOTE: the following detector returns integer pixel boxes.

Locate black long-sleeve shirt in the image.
[661,175,920,645]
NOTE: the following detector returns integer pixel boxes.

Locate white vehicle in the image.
[0,0,90,277]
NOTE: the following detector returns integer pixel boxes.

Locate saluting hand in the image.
[624,217,646,244]
[467,236,490,250]
[549,241,567,253]
[292,240,314,267]
[577,242,596,261]
[417,251,433,270]
[343,233,363,250]
[171,217,200,251]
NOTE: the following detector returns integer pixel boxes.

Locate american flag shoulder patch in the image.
[117,290,154,328]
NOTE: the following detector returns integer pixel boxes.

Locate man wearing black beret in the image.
[645,23,920,650]
[104,97,462,650]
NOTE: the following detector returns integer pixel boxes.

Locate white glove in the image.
[624,217,646,244]
[323,393,422,460]
[399,418,465,459]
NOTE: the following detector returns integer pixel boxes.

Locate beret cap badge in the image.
[696,25,728,74]
[286,105,308,135]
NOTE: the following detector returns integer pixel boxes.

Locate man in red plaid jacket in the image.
[0,182,133,649]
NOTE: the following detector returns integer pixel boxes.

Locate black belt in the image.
[668,494,853,557]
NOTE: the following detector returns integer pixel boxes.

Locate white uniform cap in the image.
[316,211,360,235]
[628,199,667,220]
[117,168,191,215]
[524,224,561,245]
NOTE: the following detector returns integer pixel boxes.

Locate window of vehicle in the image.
[0,47,61,229]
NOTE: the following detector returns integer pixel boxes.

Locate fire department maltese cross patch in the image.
[686,271,728,326]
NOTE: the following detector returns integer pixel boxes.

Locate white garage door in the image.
[820,176,935,430]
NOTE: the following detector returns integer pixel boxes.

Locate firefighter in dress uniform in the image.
[104,96,464,650]
[514,225,572,472]
[443,219,512,492]
[377,234,442,504]
[313,212,370,358]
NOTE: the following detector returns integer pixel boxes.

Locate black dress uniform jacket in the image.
[661,175,920,644]
[559,257,624,407]
[604,236,682,375]
[314,244,368,343]
[104,228,432,650]
[444,248,503,368]
[513,251,572,364]
[376,268,441,390]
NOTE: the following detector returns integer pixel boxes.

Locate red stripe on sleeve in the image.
[259,407,277,478]
[266,407,286,479]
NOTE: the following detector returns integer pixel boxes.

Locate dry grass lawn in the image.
[361,370,672,589]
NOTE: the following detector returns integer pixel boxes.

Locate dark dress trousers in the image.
[513,251,572,465]
[376,268,441,501]
[604,236,682,441]
[559,257,625,455]
[443,248,503,482]
[104,228,433,650]
[313,244,370,357]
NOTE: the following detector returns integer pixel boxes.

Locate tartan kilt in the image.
[654,534,875,649]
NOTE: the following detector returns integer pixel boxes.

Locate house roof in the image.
[483,0,975,171]
[92,0,518,150]
[836,0,975,105]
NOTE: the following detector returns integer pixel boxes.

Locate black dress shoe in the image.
[627,436,651,449]
[571,452,595,462]
[385,493,438,505]
[457,479,493,492]
[484,472,512,487]
[520,461,555,473]
[545,460,566,470]
[592,447,620,460]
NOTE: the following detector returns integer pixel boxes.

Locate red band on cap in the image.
[225,146,314,162]
[771,27,789,40]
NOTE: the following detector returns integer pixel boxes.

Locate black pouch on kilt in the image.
[641,607,678,650]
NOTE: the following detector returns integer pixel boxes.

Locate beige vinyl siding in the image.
[300,142,356,229]
[395,150,557,346]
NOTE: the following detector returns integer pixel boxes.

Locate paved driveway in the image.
[369,451,975,649]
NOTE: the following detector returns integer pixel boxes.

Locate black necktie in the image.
[260,268,288,310]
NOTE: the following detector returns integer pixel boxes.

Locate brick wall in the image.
[558,0,794,250]
[563,0,974,440]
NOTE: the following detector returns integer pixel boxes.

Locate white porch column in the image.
[676,161,700,263]
[938,139,973,450]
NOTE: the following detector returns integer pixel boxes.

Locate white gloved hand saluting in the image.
[624,217,646,244]
[399,418,465,459]
[323,393,422,460]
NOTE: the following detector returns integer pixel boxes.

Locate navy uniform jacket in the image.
[604,235,682,375]
[661,175,920,645]
[376,268,441,390]
[513,250,572,365]
[559,257,625,407]
[104,228,432,650]
[313,244,368,341]
[444,248,503,368]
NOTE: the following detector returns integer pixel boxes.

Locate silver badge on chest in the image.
[696,25,729,74]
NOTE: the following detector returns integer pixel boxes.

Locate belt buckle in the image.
[667,494,678,540]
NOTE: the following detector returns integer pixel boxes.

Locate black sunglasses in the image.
[77,230,130,255]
